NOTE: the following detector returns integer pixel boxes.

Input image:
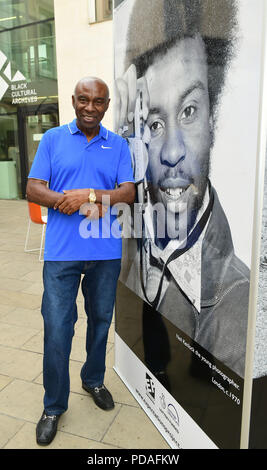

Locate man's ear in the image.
[72,95,75,108]
[106,98,111,111]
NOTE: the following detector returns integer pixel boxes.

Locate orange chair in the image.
[24,202,47,261]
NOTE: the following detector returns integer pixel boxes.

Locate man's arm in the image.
[53,182,136,215]
[26,178,64,208]
[95,182,136,206]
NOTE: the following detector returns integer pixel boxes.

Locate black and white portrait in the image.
[114,0,264,379]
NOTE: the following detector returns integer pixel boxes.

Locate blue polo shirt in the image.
[28,119,134,261]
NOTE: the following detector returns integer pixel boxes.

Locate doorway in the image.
[18,102,59,197]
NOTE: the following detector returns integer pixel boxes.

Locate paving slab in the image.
[0,200,170,450]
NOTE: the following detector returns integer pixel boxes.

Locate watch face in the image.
[89,190,96,203]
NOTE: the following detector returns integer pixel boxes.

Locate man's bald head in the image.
[72,76,110,138]
[73,77,110,101]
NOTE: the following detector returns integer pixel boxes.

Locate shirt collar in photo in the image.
[68,119,109,140]
[143,188,211,312]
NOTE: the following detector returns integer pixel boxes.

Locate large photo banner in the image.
[249,145,267,449]
[113,0,267,448]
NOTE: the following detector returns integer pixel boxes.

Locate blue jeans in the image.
[41,259,121,415]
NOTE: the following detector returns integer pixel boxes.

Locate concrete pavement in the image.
[0,199,169,450]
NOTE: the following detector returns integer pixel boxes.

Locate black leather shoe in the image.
[36,411,61,445]
[82,383,114,410]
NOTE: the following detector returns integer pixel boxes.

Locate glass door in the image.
[18,103,59,197]
[0,112,21,198]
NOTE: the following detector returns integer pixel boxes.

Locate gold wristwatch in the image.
[88,188,96,204]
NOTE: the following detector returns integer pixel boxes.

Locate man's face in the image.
[144,36,212,235]
[72,79,110,134]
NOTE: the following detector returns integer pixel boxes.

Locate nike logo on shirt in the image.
[101,145,112,149]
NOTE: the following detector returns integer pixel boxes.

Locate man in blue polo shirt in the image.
[26,76,135,446]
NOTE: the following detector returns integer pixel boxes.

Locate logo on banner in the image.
[159,391,180,432]
[145,373,155,402]
[0,50,37,103]
[167,403,179,426]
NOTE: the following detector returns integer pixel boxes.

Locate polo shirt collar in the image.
[68,119,108,140]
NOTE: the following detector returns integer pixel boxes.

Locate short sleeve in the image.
[117,138,135,186]
[28,130,52,182]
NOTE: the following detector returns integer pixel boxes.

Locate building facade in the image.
[0,0,113,199]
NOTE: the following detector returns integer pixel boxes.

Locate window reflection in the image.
[92,0,112,23]
[0,0,58,199]
[0,0,54,30]
[1,20,56,85]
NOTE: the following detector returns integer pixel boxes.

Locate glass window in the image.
[0,0,58,199]
[1,20,57,81]
[0,0,57,107]
[114,0,125,7]
[88,0,112,24]
[0,0,54,31]
[0,19,57,107]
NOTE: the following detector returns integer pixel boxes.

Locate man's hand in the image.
[114,65,151,183]
[80,202,108,220]
[114,64,150,135]
[54,189,90,215]
[54,189,109,219]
